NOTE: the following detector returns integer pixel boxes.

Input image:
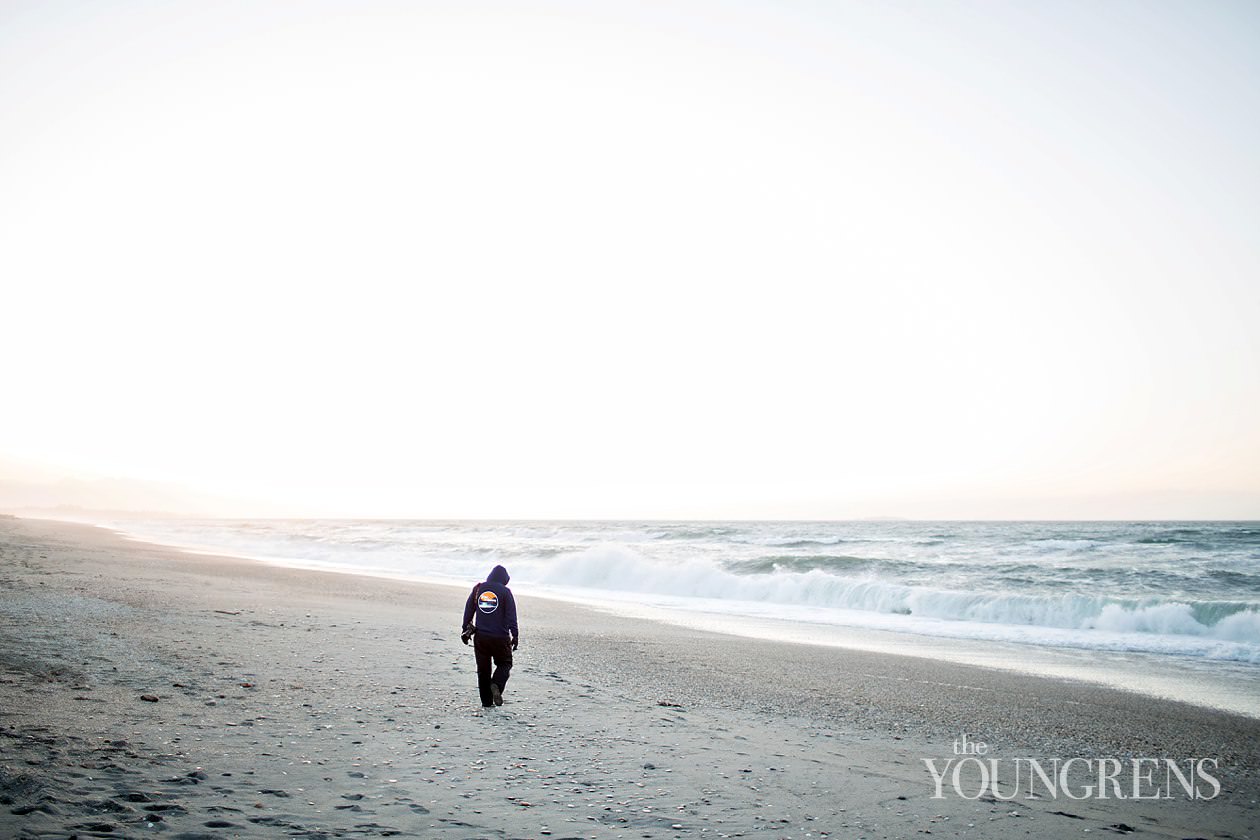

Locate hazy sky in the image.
[2,0,1258,519]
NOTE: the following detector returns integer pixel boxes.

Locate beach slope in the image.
[1,516,1256,839]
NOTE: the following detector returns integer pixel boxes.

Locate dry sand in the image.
[0,515,1256,839]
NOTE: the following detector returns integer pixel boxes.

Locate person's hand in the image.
[511,636,519,651]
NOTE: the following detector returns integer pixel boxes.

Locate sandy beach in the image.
[1,515,1256,839]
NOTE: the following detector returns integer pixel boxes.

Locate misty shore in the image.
[1,516,1257,839]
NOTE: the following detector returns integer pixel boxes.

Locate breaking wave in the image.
[102,517,1260,664]
[534,544,1260,663]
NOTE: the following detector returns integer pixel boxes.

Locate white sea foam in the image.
[101,517,1260,665]
[523,543,1260,662]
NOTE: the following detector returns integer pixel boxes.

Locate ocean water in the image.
[101,518,1260,713]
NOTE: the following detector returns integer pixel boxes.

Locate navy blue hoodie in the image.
[462,565,518,640]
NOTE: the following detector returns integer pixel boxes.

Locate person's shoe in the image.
[491,684,503,706]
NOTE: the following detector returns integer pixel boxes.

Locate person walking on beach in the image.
[460,565,518,708]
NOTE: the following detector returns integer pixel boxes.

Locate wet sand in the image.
[1,515,1257,839]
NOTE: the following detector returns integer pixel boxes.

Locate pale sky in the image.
[2,0,1258,519]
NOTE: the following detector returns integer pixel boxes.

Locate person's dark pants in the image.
[473,634,513,706]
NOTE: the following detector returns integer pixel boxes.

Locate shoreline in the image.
[95,515,1260,720]
[2,515,1258,839]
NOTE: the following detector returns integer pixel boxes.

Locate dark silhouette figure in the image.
[461,565,519,707]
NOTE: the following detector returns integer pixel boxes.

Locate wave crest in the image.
[536,543,1260,660]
